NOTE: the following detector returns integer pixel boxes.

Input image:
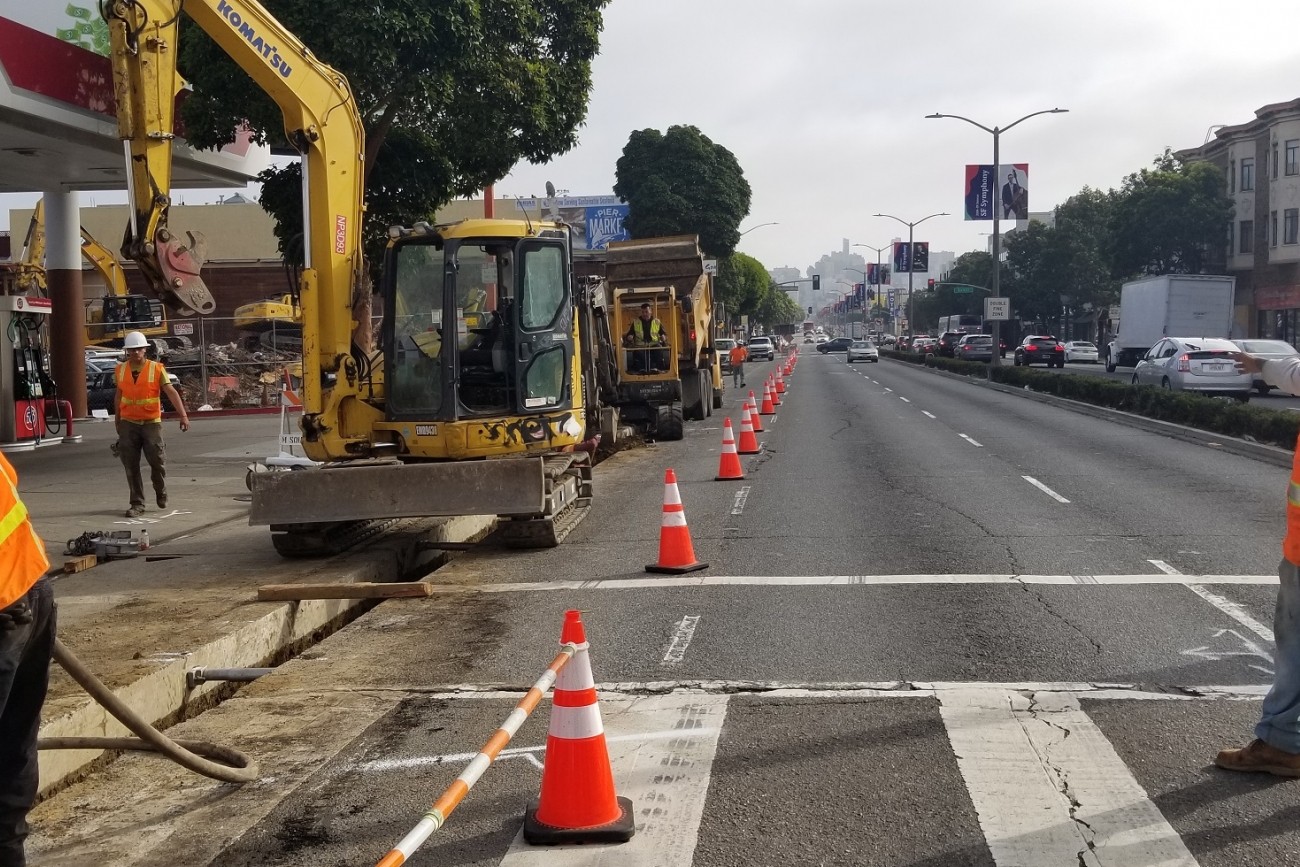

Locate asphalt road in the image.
[29,351,1300,867]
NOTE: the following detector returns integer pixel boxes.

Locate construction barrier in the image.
[374,635,580,866]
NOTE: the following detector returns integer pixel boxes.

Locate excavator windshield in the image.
[384,234,573,422]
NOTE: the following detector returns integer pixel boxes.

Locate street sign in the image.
[172,322,194,335]
[985,297,1011,321]
[703,259,717,276]
[952,285,974,294]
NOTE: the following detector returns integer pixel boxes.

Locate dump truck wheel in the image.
[656,405,684,441]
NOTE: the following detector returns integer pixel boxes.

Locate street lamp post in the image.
[925,108,1068,367]
[853,243,891,334]
[871,212,949,338]
[738,221,779,238]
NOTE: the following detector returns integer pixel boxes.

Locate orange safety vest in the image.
[0,453,49,610]
[1285,433,1300,565]
[116,359,165,422]
[729,345,747,366]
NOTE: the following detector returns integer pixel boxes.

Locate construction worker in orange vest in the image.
[1218,348,1300,775]
[114,331,189,518]
[728,341,748,388]
[0,451,53,866]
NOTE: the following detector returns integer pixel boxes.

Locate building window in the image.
[1230,159,1236,194]
[1286,209,1299,245]
[1242,158,1255,192]
[1241,219,1254,254]
[1272,211,1278,247]
[1274,141,1280,179]
[1288,140,1299,176]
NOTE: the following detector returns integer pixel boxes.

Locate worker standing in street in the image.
[728,340,748,388]
[1218,348,1300,775]
[115,331,189,518]
[0,452,54,867]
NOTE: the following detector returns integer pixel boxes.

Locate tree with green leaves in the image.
[754,283,802,330]
[714,252,769,323]
[613,125,752,257]
[1110,149,1233,277]
[177,0,610,277]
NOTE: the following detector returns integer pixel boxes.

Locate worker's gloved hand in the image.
[0,600,33,631]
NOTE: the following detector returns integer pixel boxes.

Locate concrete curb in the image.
[37,513,496,795]
[884,357,1295,469]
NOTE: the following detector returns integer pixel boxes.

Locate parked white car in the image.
[1132,337,1251,401]
[1063,341,1099,364]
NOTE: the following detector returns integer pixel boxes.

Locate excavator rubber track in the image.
[497,454,593,548]
[269,518,399,558]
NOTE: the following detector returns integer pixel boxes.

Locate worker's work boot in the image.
[1215,739,1300,777]
[125,505,144,518]
[156,492,167,509]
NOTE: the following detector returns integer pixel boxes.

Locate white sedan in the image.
[846,340,879,363]
[1063,341,1099,363]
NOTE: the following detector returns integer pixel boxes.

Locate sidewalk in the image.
[6,414,495,794]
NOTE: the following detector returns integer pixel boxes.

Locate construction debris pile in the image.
[162,343,302,410]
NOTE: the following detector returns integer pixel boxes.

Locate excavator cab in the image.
[383,221,576,428]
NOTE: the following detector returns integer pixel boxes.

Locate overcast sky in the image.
[8,0,1297,280]
[496,0,1300,273]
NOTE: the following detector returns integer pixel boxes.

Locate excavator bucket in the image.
[605,235,705,291]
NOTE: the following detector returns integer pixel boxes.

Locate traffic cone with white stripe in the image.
[759,383,775,415]
[646,469,708,574]
[736,411,761,455]
[716,418,746,479]
[747,392,764,432]
[775,370,786,395]
[523,610,635,845]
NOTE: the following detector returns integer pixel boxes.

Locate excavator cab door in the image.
[512,240,573,414]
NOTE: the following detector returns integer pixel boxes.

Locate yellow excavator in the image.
[233,292,302,349]
[1,200,47,296]
[104,0,601,554]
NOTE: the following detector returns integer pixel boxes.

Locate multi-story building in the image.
[1176,98,1300,343]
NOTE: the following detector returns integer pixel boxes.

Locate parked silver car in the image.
[1132,337,1251,401]
[846,340,879,363]
[1231,338,1300,394]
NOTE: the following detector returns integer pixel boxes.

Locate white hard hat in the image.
[123,331,149,349]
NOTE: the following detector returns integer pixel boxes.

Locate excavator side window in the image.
[387,242,445,418]
[515,243,572,412]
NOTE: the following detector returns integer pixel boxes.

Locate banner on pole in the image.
[964,163,1029,221]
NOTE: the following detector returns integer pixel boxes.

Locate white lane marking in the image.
[940,689,1198,867]
[730,486,751,516]
[1186,584,1275,644]
[430,573,1278,593]
[959,434,983,447]
[662,615,701,666]
[899,397,911,403]
[1181,627,1274,666]
[884,387,893,393]
[922,411,936,419]
[499,694,729,867]
[1147,559,1180,575]
[418,682,1271,702]
[1021,476,1070,503]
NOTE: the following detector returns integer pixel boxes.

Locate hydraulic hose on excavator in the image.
[38,638,258,785]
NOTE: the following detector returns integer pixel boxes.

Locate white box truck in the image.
[1104,274,1236,371]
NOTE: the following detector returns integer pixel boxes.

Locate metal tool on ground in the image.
[63,530,142,560]
[715,418,745,480]
[523,610,634,844]
[737,411,761,456]
[646,468,707,574]
[374,616,584,865]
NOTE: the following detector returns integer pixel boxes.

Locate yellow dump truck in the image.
[590,236,723,440]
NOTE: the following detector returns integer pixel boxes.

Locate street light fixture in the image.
[739,221,779,237]
[925,108,1068,368]
[871,212,949,338]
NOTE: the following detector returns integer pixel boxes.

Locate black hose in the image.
[38,638,258,784]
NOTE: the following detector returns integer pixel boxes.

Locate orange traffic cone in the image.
[715,418,745,480]
[775,371,786,394]
[760,383,776,414]
[523,610,635,845]
[769,377,782,406]
[737,412,761,455]
[646,469,708,574]
[747,392,764,432]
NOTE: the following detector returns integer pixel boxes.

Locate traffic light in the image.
[927,278,935,291]
[812,275,820,292]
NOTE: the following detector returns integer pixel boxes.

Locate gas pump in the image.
[0,295,52,450]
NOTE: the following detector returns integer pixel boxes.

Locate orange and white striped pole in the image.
[374,643,579,867]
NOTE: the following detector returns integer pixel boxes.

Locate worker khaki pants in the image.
[118,421,166,508]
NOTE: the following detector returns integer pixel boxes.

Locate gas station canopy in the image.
[0,7,267,194]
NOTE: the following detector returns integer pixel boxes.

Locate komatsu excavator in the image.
[104,0,596,554]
